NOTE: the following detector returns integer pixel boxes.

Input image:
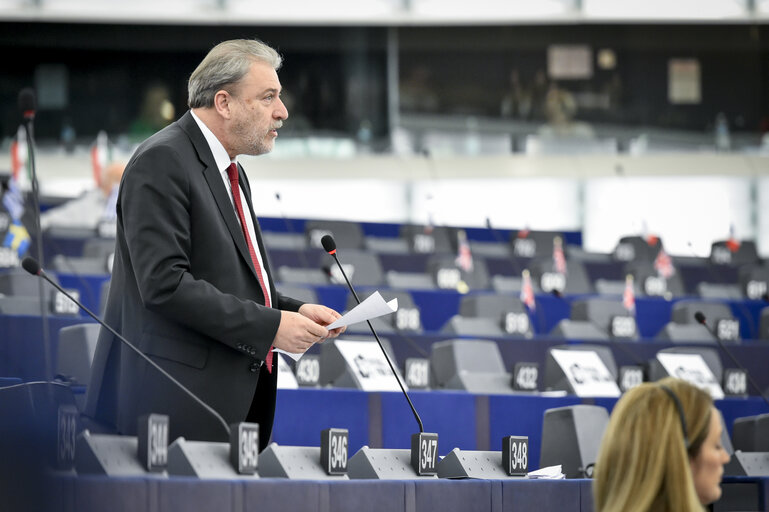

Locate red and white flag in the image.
[553,236,567,276]
[520,269,536,311]
[726,224,741,253]
[654,247,675,279]
[622,274,636,313]
[10,125,30,189]
[90,130,111,188]
[455,229,473,272]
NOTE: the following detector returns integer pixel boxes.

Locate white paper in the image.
[656,352,724,399]
[276,354,298,389]
[550,349,621,398]
[527,465,565,480]
[326,291,398,330]
[334,340,404,392]
[272,347,306,362]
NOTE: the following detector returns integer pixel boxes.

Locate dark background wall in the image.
[1,21,767,145]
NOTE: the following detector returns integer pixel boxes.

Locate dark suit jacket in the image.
[85,111,303,448]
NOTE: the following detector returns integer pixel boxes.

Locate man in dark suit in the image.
[85,39,345,450]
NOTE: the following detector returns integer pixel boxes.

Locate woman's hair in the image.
[593,377,713,512]
[188,39,282,109]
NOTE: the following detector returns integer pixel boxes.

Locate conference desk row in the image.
[2,384,768,512]
[40,474,769,512]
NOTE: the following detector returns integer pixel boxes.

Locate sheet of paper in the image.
[271,347,304,362]
[326,291,398,330]
[526,465,565,479]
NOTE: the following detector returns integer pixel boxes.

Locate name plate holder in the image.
[503,435,529,476]
[230,422,259,475]
[138,414,168,472]
[618,365,644,392]
[295,355,321,387]
[723,368,748,397]
[320,428,349,475]
[57,405,79,471]
[512,362,539,392]
[411,432,439,476]
[404,358,430,389]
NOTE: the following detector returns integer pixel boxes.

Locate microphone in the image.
[320,235,425,433]
[695,310,769,408]
[21,256,232,437]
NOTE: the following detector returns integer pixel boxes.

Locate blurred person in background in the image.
[40,160,125,230]
[593,377,730,512]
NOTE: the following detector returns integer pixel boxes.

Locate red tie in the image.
[227,163,273,373]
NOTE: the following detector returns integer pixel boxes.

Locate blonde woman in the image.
[593,377,731,511]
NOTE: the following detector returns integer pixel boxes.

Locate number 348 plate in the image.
[503,436,528,476]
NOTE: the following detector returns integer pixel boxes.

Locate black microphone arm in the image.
[695,311,769,408]
[320,235,425,433]
[21,257,232,437]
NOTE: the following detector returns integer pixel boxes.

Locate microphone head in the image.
[21,256,41,276]
[274,192,281,201]
[321,235,337,254]
[694,311,707,325]
[18,88,36,117]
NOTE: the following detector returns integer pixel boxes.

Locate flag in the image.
[517,227,530,239]
[455,229,473,272]
[521,269,536,311]
[641,221,658,247]
[10,125,30,189]
[101,185,119,222]
[3,219,30,257]
[91,130,111,188]
[725,224,741,253]
[553,236,567,276]
[622,274,635,313]
[2,167,30,258]
[654,247,675,279]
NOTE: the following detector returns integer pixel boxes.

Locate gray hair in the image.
[187,39,282,108]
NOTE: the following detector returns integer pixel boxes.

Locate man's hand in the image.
[298,303,346,339]
[272,311,330,354]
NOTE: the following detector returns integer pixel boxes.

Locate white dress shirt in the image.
[190,111,272,306]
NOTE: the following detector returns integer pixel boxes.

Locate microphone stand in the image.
[19,89,52,383]
[696,312,769,408]
[22,257,232,438]
[322,237,424,433]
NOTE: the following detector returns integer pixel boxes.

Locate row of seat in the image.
[38,220,769,298]
[2,262,769,342]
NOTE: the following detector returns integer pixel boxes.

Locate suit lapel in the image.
[179,112,259,281]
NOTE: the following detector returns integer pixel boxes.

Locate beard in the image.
[231,115,274,156]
